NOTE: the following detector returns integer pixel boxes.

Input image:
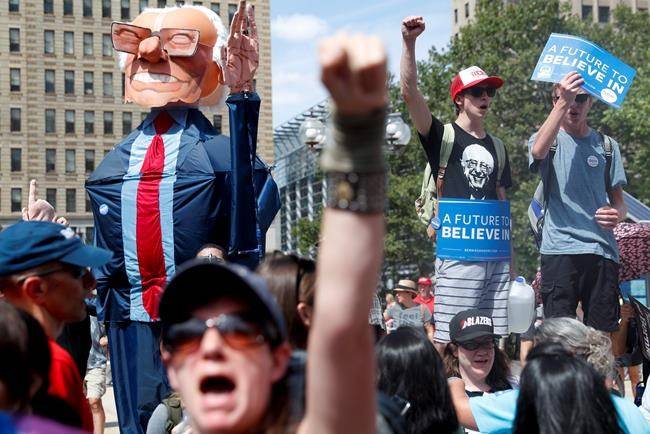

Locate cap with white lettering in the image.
[449,308,498,343]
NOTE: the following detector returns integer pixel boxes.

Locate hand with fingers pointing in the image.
[221,0,259,93]
[21,180,56,222]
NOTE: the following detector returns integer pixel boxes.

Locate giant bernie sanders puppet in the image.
[84,2,279,432]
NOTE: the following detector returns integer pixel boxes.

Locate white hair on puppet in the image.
[117,4,229,109]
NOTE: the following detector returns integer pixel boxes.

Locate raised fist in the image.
[401,16,425,42]
[319,33,387,116]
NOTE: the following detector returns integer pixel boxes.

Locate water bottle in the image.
[508,276,536,334]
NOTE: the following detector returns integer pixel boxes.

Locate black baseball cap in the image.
[0,221,112,277]
[159,259,287,347]
[449,309,498,343]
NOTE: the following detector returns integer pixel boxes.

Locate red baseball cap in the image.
[450,66,504,101]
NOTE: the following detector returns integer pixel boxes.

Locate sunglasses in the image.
[15,263,87,282]
[165,313,270,353]
[457,338,498,351]
[553,93,590,104]
[465,86,497,98]
[111,22,205,57]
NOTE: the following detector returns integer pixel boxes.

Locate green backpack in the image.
[414,124,506,226]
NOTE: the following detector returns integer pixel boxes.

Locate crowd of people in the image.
[0,8,649,434]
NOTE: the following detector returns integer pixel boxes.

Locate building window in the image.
[46,148,56,172]
[210,2,219,14]
[45,69,55,93]
[64,31,74,55]
[9,0,19,13]
[85,150,96,173]
[213,114,222,134]
[10,68,20,92]
[104,111,114,135]
[176,1,185,5]
[44,30,54,54]
[11,188,22,212]
[103,72,114,96]
[141,111,148,121]
[582,5,593,20]
[66,189,76,213]
[83,0,92,17]
[65,110,75,134]
[64,70,75,94]
[64,0,73,15]
[84,71,94,95]
[599,6,610,23]
[46,189,57,209]
[102,34,113,56]
[85,195,93,213]
[83,33,94,56]
[45,109,56,133]
[140,0,149,13]
[10,108,21,132]
[11,148,22,172]
[121,0,130,19]
[44,0,54,14]
[85,111,95,134]
[65,149,76,173]
[228,3,237,23]
[193,1,202,5]
[9,28,20,52]
[122,112,132,133]
[454,8,458,23]
[158,0,166,7]
[465,2,470,18]
[102,0,111,18]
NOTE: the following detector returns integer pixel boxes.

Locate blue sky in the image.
[270,0,452,127]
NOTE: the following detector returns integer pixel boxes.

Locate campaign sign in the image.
[629,296,650,361]
[531,33,636,109]
[436,199,511,262]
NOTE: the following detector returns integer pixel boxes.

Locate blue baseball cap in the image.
[160,259,287,348]
[0,221,112,277]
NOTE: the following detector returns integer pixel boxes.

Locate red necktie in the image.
[136,111,174,321]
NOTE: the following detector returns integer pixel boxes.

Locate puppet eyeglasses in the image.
[111,22,202,57]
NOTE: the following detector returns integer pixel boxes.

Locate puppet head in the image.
[113,5,227,109]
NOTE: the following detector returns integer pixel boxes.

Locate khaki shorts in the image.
[84,366,106,399]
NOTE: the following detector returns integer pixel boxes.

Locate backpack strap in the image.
[434,123,455,219]
[542,140,558,206]
[488,134,506,186]
[600,132,613,193]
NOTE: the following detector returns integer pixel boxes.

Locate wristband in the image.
[326,171,386,214]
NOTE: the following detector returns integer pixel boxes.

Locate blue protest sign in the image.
[531,33,636,109]
[436,199,511,262]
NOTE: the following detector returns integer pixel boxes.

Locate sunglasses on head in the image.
[553,93,590,104]
[164,312,271,353]
[465,86,497,98]
[457,338,497,351]
[271,251,315,305]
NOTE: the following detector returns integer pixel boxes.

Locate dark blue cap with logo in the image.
[0,221,112,277]
[449,308,498,343]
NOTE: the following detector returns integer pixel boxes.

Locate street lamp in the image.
[298,115,326,151]
[385,112,411,153]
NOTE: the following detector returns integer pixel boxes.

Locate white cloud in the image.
[272,14,329,42]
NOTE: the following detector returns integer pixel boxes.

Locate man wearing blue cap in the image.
[0,220,112,432]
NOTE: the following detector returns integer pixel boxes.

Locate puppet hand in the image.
[22,180,56,222]
[222,0,259,93]
[401,16,425,42]
[319,33,387,116]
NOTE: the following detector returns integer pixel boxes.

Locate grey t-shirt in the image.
[387,304,431,329]
[528,128,627,262]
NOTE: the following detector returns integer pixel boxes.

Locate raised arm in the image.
[530,72,583,160]
[299,34,387,434]
[400,16,432,136]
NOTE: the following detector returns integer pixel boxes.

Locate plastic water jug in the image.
[507,276,536,334]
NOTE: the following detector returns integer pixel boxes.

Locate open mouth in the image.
[131,72,179,83]
[479,104,488,110]
[199,375,236,395]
